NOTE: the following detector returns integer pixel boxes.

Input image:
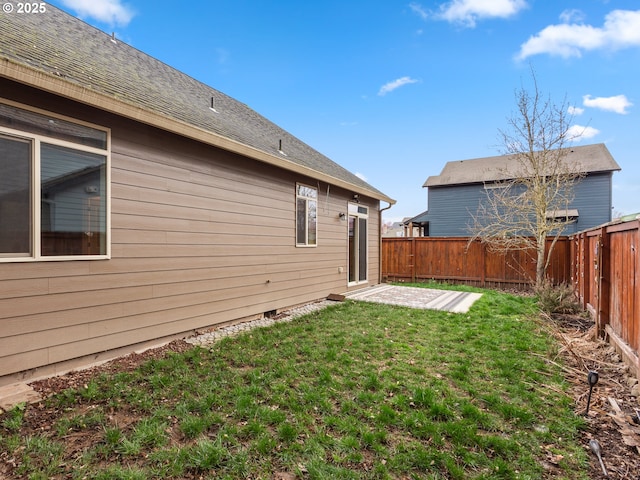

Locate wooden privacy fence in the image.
[570,219,640,376]
[381,237,570,289]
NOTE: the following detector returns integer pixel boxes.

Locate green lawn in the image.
[0,286,589,479]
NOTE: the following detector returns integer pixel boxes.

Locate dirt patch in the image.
[546,313,640,479]
[30,340,192,398]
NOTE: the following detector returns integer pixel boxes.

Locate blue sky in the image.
[48,0,640,222]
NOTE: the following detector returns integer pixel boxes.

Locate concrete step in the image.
[0,383,42,412]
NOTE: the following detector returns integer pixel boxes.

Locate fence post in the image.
[411,237,416,283]
[480,240,486,288]
[598,227,611,337]
[584,233,591,310]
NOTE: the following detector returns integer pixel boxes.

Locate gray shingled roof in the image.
[0,5,393,203]
[424,143,620,187]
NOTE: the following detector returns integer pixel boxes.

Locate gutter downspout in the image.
[379,201,395,284]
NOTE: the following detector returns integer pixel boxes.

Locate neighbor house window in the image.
[296,183,317,246]
[0,101,109,261]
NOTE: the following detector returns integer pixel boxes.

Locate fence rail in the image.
[570,219,640,376]
[381,237,570,289]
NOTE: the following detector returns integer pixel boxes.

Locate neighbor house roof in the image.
[424,143,620,188]
[0,5,394,204]
[404,210,429,225]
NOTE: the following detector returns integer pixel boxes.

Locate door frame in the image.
[347,202,369,286]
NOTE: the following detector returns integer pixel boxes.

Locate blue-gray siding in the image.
[423,172,614,237]
[570,172,614,232]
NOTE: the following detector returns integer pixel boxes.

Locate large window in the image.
[0,101,109,261]
[296,183,317,246]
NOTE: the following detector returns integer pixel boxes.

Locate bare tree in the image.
[469,71,585,289]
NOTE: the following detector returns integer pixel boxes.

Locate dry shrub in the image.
[536,281,582,315]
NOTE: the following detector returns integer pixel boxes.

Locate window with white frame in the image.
[296,183,317,246]
[0,101,109,261]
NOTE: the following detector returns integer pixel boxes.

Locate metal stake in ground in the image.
[589,439,608,477]
[585,371,599,416]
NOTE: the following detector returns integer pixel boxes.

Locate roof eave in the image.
[1,59,395,205]
[404,209,429,224]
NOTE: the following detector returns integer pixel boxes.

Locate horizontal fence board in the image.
[382,237,570,289]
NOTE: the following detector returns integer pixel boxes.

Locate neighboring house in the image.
[405,144,620,237]
[382,222,402,237]
[381,220,416,237]
[0,6,394,385]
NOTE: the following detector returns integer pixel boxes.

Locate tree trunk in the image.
[536,235,546,289]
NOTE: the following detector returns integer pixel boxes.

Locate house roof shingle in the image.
[424,143,620,188]
[0,5,394,203]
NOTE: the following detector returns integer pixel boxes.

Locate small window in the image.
[546,209,579,223]
[0,101,109,261]
[296,184,317,246]
[483,182,508,190]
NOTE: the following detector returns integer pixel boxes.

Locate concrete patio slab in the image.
[0,382,42,413]
[346,285,482,313]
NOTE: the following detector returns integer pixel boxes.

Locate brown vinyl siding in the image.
[0,96,381,385]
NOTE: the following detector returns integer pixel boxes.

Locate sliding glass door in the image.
[348,203,368,285]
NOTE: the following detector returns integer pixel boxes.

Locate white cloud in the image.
[409,2,429,21]
[434,0,528,28]
[559,9,585,24]
[568,106,584,115]
[59,0,135,26]
[583,94,633,114]
[355,172,368,182]
[567,124,600,141]
[378,76,419,96]
[517,9,640,59]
